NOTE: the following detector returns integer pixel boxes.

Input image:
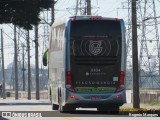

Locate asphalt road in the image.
[1,98,160,120]
[0,104,128,119]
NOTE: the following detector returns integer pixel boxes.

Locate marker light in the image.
[116,18,121,22]
[71,18,76,22]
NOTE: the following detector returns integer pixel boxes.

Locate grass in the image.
[147,103,160,106]
[119,107,160,115]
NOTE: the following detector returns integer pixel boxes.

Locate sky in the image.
[54,0,127,19]
[1,0,160,69]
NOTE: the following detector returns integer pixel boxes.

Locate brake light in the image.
[120,71,125,85]
[89,17,102,20]
[116,71,125,92]
[66,72,71,84]
[66,71,75,92]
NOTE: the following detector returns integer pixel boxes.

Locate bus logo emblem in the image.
[89,40,103,56]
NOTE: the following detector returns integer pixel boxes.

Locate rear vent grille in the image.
[74,56,118,65]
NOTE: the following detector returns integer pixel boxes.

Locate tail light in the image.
[120,71,125,85]
[66,71,75,92]
[116,71,125,92]
[66,72,71,84]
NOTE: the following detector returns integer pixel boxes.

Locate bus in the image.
[45,16,126,113]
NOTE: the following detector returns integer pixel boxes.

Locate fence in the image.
[6,90,49,99]
[126,89,160,104]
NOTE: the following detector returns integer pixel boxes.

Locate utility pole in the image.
[75,0,79,15]
[132,0,140,108]
[22,44,25,91]
[51,0,55,25]
[27,30,31,100]
[1,29,6,99]
[14,25,18,100]
[86,0,91,15]
[35,25,40,100]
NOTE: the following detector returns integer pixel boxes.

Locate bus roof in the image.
[70,16,122,21]
[52,16,123,27]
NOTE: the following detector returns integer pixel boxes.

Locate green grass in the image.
[119,108,160,115]
[147,103,160,106]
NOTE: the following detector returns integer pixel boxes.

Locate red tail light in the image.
[120,71,125,85]
[116,71,125,92]
[66,71,75,92]
[66,71,71,84]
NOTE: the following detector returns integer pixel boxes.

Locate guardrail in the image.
[126,90,160,104]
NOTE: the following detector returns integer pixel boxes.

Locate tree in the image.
[0,0,55,29]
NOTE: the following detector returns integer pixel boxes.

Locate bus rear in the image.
[64,16,126,112]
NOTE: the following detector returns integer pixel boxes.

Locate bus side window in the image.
[43,49,48,66]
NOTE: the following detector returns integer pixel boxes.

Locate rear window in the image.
[70,20,121,39]
[70,20,122,57]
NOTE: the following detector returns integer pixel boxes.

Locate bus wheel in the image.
[110,106,119,114]
[97,107,109,113]
[97,106,119,114]
[60,105,68,113]
[49,88,52,102]
[60,105,75,113]
[52,104,59,110]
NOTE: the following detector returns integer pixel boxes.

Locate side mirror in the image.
[43,49,48,66]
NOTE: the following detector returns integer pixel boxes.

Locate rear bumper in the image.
[65,90,126,108]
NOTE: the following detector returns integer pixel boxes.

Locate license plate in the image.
[91,96,101,100]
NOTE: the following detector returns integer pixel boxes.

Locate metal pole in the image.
[35,25,40,100]
[75,0,79,15]
[51,0,55,25]
[86,0,91,15]
[1,29,6,99]
[22,44,25,91]
[27,30,31,100]
[132,0,140,108]
[14,25,18,100]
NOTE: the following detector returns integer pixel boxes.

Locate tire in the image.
[52,104,59,110]
[60,105,76,113]
[50,89,59,110]
[97,106,119,114]
[97,107,109,113]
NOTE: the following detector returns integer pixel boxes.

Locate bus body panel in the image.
[48,16,126,110]
[49,21,67,105]
[66,90,126,107]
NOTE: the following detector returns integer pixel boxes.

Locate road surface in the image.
[0,98,159,120]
